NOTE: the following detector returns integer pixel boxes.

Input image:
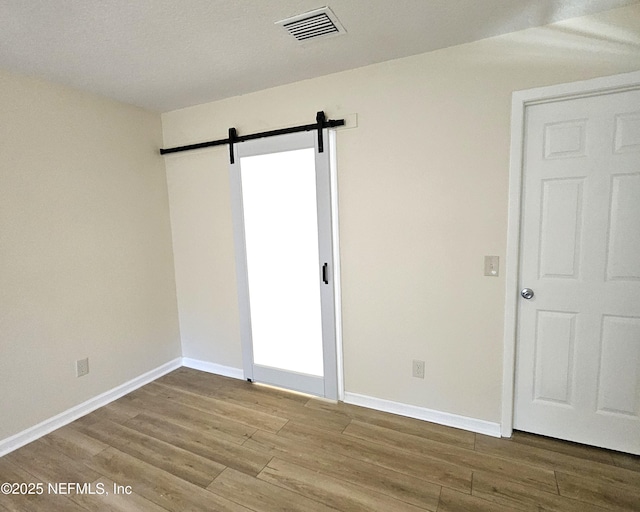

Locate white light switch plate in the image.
[484,256,499,277]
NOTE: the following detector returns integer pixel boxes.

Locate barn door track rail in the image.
[159,111,344,163]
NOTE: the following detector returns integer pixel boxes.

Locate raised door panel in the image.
[538,179,584,279]
[534,311,577,405]
[597,316,640,418]
[606,173,640,281]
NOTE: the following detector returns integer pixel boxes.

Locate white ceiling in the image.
[1,0,637,112]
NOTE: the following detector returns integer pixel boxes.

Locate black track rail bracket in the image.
[316,111,325,153]
[228,127,237,164]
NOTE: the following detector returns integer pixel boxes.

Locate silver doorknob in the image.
[521,288,534,299]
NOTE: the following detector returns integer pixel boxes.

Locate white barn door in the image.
[514,87,640,454]
[230,130,338,400]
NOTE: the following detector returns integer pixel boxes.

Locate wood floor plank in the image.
[258,457,429,512]
[234,391,355,428]
[146,381,288,433]
[208,467,339,512]
[5,438,100,485]
[38,423,109,462]
[68,475,169,512]
[472,471,609,512]
[437,487,515,512]
[88,447,251,512]
[77,419,225,487]
[0,457,87,512]
[223,393,351,433]
[555,471,640,512]
[72,399,142,427]
[124,412,272,476]
[148,369,350,442]
[475,434,640,489]
[304,399,476,449]
[245,429,442,510]
[154,379,351,433]
[114,386,256,443]
[510,431,616,465]
[611,452,640,473]
[276,422,472,492]
[104,396,146,420]
[343,420,558,493]
[154,371,351,433]
[157,367,310,404]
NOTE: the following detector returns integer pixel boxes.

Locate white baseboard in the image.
[181,357,244,380]
[0,357,182,457]
[344,392,502,438]
[180,362,500,437]
[1,358,500,458]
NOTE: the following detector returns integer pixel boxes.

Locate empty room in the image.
[1,1,639,511]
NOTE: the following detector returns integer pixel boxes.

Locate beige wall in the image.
[0,70,181,440]
[163,5,640,423]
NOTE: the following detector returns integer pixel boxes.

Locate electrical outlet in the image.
[76,357,89,377]
[412,360,425,379]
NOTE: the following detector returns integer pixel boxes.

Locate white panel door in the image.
[514,89,640,454]
[230,130,338,400]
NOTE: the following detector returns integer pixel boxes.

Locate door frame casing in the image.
[501,70,640,437]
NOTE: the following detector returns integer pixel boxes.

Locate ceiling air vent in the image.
[276,7,346,43]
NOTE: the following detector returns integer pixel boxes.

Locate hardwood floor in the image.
[1,367,639,511]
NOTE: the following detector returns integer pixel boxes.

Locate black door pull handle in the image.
[322,263,329,284]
